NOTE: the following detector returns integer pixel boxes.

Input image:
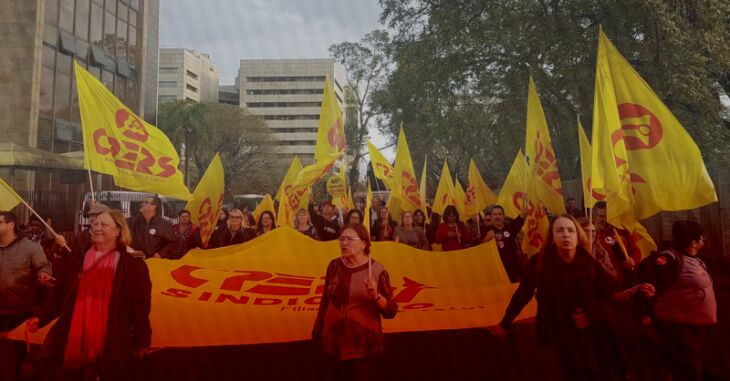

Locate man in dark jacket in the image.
[483,201,529,283]
[309,201,340,241]
[127,196,176,258]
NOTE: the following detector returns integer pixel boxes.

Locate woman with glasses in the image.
[27,210,151,380]
[208,209,250,249]
[433,205,470,251]
[393,211,430,250]
[312,223,398,379]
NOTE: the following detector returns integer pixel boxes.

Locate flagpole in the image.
[19,198,71,252]
[87,168,96,203]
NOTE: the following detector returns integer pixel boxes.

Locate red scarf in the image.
[63,245,119,369]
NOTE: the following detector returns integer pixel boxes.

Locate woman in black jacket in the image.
[27,209,151,381]
[490,213,617,381]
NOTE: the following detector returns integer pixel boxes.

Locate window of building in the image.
[246,102,321,108]
[159,95,178,102]
[262,114,320,120]
[246,76,326,82]
[59,0,74,32]
[103,10,115,56]
[40,66,55,119]
[116,20,128,59]
[246,89,324,95]
[129,9,137,27]
[118,2,128,22]
[159,67,178,74]
[90,3,103,46]
[127,25,137,62]
[186,70,198,80]
[114,75,126,102]
[37,118,54,151]
[54,71,71,120]
[45,0,59,25]
[279,140,317,146]
[335,93,344,104]
[186,84,198,92]
[273,127,319,133]
[101,68,114,90]
[159,81,177,88]
[75,0,90,41]
[59,30,81,56]
[104,0,115,12]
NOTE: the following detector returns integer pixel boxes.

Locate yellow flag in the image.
[419,155,430,224]
[74,62,191,200]
[185,154,225,247]
[465,159,497,218]
[276,192,295,228]
[432,161,456,216]
[314,76,345,163]
[346,186,355,211]
[524,77,565,215]
[275,156,303,202]
[333,164,348,210]
[597,29,717,223]
[393,128,426,218]
[592,30,635,229]
[288,153,340,195]
[630,223,657,260]
[367,139,396,189]
[252,194,276,224]
[0,177,23,211]
[577,117,593,207]
[364,181,372,234]
[497,151,549,256]
[454,180,467,218]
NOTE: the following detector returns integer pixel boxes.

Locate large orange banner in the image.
[14,228,534,347]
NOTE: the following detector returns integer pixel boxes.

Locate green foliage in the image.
[157,101,281,193]
[371,0,730,193]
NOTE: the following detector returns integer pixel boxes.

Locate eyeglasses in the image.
[338,236,362,243]
[229,216,243,220]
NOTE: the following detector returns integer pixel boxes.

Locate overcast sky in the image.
[159,0,383,85]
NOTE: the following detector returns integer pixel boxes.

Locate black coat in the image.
[208,227,250,249]
[35,244,152,379]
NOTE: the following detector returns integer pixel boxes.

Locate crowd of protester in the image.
[0,193,727,380]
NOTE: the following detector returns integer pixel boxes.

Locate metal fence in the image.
[562,163,730,256]
[12,190,84,239]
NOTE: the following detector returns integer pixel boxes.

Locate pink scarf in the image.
[63,245,119,369]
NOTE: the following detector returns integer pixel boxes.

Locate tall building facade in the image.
[0,0,159,231]
[238,59,345,164]
[158,48,219,103]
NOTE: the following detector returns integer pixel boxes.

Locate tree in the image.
[157,101,281,193]
[374,0,730,192]
[329,30,392,193]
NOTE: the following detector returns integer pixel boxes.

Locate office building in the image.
[238,59,345,164]
[158,48,219,103]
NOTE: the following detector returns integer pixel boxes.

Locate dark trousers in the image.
[656,320,707,381]
[329,355,380,381]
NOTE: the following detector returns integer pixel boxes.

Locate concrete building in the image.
[219,84,240,106]
[238,59,345,164]
[0,0,160,232]
[158,48,219,103]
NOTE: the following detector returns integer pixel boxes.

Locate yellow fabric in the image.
[288,153,340,195]
[630,223,657,260]
[524,77,565,215]
[185,154,225,247]
[74,62,191,200]
[594,29,717,227]
[592,29,635,229]
[577,117,595,207]
[497,151,549,257]
[454,180,467,218]
[367,139,396,189]
[10,228,534,347]
[432,161,456,216]
[393,127,426,219]
[0,177,22,211]
[333,164,348,210]
[275,156,302,202]
[252,194,276,224]
[314,76,345,163]
[465,159,497,218]
[364,182,372,234]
